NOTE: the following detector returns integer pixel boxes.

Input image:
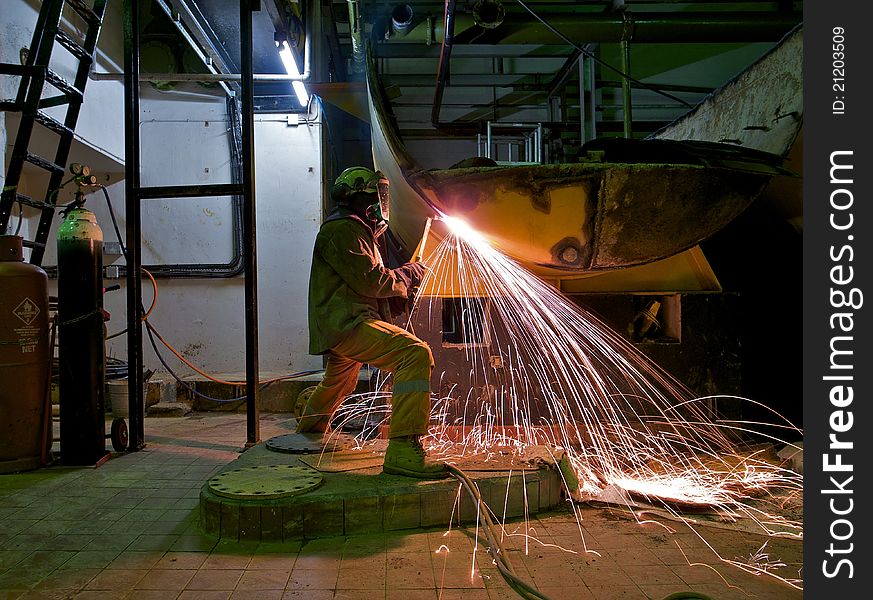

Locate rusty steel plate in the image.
[208,465,322,500]
[265,432,357,454]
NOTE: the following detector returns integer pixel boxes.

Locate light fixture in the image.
[277,40,309,107]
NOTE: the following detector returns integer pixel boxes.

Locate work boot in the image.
[383,435,449,479]
[294,390,330,434]
[295,411,330,434]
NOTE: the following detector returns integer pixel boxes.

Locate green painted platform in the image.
[199,434,566,541]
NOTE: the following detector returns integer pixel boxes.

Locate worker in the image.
[296,166,447,479]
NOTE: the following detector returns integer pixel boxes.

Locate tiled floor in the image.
[0,414,803,599]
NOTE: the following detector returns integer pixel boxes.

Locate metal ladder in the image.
[0,0,108,265]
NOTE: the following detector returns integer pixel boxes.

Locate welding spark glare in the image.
[335,214,803,589]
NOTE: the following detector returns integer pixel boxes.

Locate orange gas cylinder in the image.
[0,235,50,473]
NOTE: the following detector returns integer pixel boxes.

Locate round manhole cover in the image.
[266,432,355,454]
[208,465,322,499]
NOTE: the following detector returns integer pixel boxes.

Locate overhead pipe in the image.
[276,0,313,84]
[92,72,311,82]
[384,11,801,45]
[431,0,457,127]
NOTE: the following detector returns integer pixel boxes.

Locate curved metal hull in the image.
[366,29,801,282]
[412,163,771,275]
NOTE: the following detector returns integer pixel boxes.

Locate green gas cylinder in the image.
[57,208,107,466]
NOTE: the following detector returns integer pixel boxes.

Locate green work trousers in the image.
[308,320,434,438]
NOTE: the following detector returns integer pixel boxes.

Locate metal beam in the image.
[240,0,260,448]
[122,0,145,451]
[383,11,802,45]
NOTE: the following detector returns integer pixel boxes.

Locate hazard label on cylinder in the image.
[13,298,40,325]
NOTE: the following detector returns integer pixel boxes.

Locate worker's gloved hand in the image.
[395,262,427,289]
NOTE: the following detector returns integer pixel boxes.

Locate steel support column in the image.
[122,0,144,450]
[620,40,633,139]
[240,0,260,447]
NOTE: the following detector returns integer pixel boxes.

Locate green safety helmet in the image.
[332,166,390,225]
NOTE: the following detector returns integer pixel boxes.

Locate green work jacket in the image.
[308,209,410,355]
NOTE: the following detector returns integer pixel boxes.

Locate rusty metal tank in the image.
[0,235,50,473]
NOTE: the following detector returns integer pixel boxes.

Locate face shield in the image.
[363,173,390,237]
[372,173,390,223]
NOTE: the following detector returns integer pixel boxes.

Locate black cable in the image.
[144,319,324,403]
[514,0,694,109]
[448,465,550,600]
[450,464,713,600]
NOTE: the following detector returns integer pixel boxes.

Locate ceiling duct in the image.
[391,4,415,37]
[472,0,505,30]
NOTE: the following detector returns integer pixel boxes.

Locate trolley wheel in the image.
[111,417,128,452]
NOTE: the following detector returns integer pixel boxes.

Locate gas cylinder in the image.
[0,235,50,473]
[57,207,107,465]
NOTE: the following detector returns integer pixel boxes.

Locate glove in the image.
[395,262,427,289]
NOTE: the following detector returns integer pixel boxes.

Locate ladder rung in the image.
[65,0,101,26]
[55,29,91,62]
[15,193,55,211]
[45,69,83,100]
[25,152,65,174]
[39,95,72,109]
[0,100,21,112]
[22,240,47,250]
[34,111,74,136]
[0,63,40,76]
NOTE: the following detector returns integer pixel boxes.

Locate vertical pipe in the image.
[346,0,366,75]
[240,0,260,446]
[123,0,144,450]
[588,55,597,140]
[578,55,586,144]
[431,0,457,127]
[476,133,482,157]
[620,39,633,138]
[486,121,492,159]
[536,124,543,163]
